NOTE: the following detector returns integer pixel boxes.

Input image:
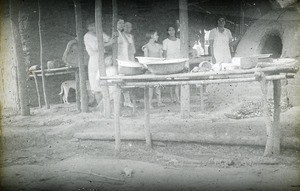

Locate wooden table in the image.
[29,66,80,110]
[99,63,298,156]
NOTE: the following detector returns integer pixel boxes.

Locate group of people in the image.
[83,18,136,110]
[64,16,236,111]
[83,18,186,110]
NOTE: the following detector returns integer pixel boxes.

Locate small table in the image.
[99,63,298,156]
[29,66,80,110]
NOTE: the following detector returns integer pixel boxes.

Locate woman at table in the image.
[162,26,181,103]
[84,18,116,110]
[116,19,134,108]
[124,22,136,61]
[142,30,165,108]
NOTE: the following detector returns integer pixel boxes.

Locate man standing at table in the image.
[209,17,233,64]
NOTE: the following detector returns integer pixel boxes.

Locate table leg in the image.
[75,70,81,112]
[114,84,121,152]
[272,79,281,154]
[181,85,190,118]
[132,88,137,115]
[260,73,274,156]
[33,72,42,108]
[144,86,152,148]
[199,84,204,112]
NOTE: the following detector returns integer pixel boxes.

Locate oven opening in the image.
[260,34,283,58]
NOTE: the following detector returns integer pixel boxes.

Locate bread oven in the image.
[235,2,300,105]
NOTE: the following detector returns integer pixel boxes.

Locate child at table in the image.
[142,30,165,108]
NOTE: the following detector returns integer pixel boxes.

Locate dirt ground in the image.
[1,85,300,191]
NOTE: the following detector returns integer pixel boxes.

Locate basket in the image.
[145,58,189,75]
[117,59,145,76]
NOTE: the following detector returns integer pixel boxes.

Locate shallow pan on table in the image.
[144,58,189,75]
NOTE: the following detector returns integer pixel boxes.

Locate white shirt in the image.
[209,28,232,63]
[162,38,181,59]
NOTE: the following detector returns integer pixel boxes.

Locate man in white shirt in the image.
[209,17,233,64]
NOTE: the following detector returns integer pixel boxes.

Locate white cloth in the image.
[84,32,111,92]
[162,38,181,59]
[118,30,129,61]
[124,33,136,61]
[209,28,232,63]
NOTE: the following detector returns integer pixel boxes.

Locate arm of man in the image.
[103,33,116,47]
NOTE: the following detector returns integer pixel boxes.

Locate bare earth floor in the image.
[1,96,300,191]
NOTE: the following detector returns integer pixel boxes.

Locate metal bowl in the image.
[145,58,189,75]
[117,59,145,76]
[135,57,165,64]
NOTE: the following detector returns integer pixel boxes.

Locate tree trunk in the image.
[95,0,111,118]
[179,0,190,119]
[38,0,50,109]
[74,0,89,113]
[9,0,30,116]
[112,0,118,70]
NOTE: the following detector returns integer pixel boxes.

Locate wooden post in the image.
[272,79,281,154]
[33,72,42,108]
[132,89,137,116]
[179,0,190,119]
[199,84,204,112]
[144,86,152,148]
[239,0,245,36]
[95,0,111,118]
[9,0,30,115]
[112,0,118,70]
[200,28,205,54]
[74,0,89,112]
[114,84,121,153]
[260,73,275,156]
[38,0,49,109]
[75,70,81,111]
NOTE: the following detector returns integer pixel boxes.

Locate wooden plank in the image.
[272,79,281,154]
[74,0,89,112]
[99,65,298,81]
[144,86,152,147]
[114,85,121,153]
[122,75,286,87]
[38,0,49,109]
[95,0,110,118]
